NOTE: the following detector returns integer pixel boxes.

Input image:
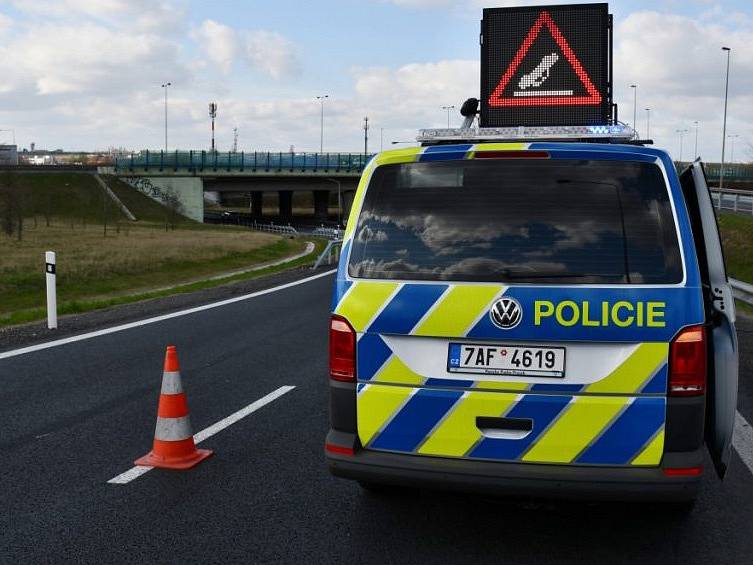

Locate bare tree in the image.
[0,173,14,237]
[102,184,108,237]
[0,171,23,240]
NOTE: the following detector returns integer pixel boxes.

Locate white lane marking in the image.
[0,270,336,361]
[108,386,295,484]
[734,411,753,476]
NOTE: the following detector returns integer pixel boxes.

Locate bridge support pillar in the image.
[278,191,293,221]
[342,191,356,227]
[250,192,263,218]
[313,190,329,222]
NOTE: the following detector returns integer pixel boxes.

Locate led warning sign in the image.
[480,3,611,127]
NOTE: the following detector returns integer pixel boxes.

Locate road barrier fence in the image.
[711,189,753,216]
[731,278,753,307]
[312,239,343,269]
[115,151,373,174]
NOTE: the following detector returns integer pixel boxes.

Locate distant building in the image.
[0,144,18,165]
[27,155,54,166]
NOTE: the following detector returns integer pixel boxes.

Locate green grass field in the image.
[718,212,753,283]
[0,172,320,327]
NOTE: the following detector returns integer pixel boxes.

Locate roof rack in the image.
[416,124,637,146]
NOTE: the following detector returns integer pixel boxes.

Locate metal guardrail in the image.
[312,239,343,269]
[203,213,299,235]
[114,150,373,174]
[711,189,753,215]
[249,221,298,236]
[731,278,753,306]
[311,226,344,239]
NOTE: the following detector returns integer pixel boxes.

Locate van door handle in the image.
[476,416,533,440]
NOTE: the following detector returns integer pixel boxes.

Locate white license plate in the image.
[447,343,566,378]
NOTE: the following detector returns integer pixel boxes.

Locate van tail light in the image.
[329,315,356,382]
[669,325,706,396]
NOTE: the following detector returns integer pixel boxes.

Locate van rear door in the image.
[680,162,738,478]
[338,150,705,468]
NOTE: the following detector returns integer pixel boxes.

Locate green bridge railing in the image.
[675,161,753,182]
[114,150,374,174]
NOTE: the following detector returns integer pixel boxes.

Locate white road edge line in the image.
[108,385,296,485]
[0,270,336,361]
[734,411,753,477]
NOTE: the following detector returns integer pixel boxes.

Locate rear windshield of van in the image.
[348,158,683,284]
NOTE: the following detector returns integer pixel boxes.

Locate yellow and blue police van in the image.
[325,124,738,502]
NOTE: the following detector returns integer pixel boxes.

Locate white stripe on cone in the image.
[154,415,194,442]
[160,371,184,394]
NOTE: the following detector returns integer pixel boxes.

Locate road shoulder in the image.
[0,265,335,353]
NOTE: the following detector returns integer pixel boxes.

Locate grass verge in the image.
[1,218,326,327]
[1,237,326,328]
[718,212,753,283]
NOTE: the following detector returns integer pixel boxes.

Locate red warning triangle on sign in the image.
[488,10,602,107]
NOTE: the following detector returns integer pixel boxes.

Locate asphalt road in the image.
[1,270,752,565]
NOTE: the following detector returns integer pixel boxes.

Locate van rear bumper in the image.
[326,431,703,502]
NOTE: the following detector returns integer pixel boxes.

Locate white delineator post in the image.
[45,251,57,330]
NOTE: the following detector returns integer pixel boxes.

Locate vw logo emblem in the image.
[490,297,522,330]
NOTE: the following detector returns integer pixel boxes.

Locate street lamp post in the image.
[441,105,455,128]
[363,116,369,155]
[728,134,740,163]
[693,121,699,160]
[208,102,218,152]
[720,47,731,189]
[630,85,638,136]
[645,108,651,139]
[676,129,689,162]
[316,95,329,153]
[380,128,384,152]
[161,82,171,153]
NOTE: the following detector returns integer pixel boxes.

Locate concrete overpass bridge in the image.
[102,150,753,224]
[107,150,373,223]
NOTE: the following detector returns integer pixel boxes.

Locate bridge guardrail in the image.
[249,221,298,236]
[115,150,373,174]
[731,278,753,306]
[711,189,753,216]
[312,239,343,269]
[312,226,344,239]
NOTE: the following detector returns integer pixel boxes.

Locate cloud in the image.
[384,0,453,7]
[244,30,300,80]
[192,19,239,73]
[9,0,180,30]
[0,12,12,33]
[190,20,300,79]
[1,1,751,160]
[613,10,753,159]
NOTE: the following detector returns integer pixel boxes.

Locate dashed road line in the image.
[108,386,296,485]
[0,270,336,361]
[734,411,753,477]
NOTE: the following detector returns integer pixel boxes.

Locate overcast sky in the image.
[0,0,750,162]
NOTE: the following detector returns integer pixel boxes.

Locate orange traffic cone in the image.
[134,345,213,470]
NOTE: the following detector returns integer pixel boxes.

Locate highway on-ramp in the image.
[1,270,753,564]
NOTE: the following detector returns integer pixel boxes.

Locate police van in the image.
[324,122,738,502]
